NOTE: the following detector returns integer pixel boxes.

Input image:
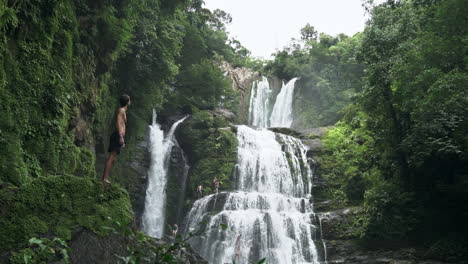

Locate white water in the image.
[142,111,188,238]
[248,77,273,128]
[184,125,322,264]
[270,78,298,128]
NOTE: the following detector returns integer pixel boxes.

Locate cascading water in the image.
[248,76,273,128]
[142,110,188,238]
[270,77,298,128]
[184,125,323,264]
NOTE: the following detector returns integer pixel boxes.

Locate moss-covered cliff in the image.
[170,110,238,226]
[0,0,252,262]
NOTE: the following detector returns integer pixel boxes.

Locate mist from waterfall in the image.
[248,77,298,128]
[142,110,188,238]
[184,125,322,264]
[270,77,298,128]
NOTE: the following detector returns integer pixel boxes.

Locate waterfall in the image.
[142,110,188,238]
[270,78,298,128]
[184,125,323,264]
[248,76,273,128]
[248,77,298,128]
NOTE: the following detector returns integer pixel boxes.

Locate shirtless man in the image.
[172,224,178,239]
[102,94,131,184]
[213,177,223,194]
[197,184,204,198]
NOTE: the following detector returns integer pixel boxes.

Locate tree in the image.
[300,23,318,41]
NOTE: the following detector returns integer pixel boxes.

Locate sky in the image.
[203,0,384,59]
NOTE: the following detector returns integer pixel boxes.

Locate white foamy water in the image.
[142,111,188,238]
[248,77,273,128]
[270,78,298,128]
[184,125,322,264]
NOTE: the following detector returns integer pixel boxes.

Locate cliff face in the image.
[0,1,209,262]
[220,61,260,124]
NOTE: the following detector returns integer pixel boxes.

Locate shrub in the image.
[0,175,133,253]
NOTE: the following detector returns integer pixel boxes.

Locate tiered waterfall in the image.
[184,125,324,264]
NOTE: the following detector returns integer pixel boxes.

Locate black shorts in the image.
[108,132,123,154]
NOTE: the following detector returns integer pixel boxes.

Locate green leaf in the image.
[23,254,32,264]
[28,237,43,245]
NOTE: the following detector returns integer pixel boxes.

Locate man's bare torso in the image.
[116,107,127,135]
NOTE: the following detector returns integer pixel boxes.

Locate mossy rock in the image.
[175,110,238,199]
[0,175,133,253]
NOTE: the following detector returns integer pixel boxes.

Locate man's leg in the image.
[103,151,118,183]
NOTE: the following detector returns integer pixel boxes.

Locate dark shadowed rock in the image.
[302,138,323,153]
[298,126,333,138]
[70,229,208,264]
[268,127,304,138]
[319,207,361,241]
[129,138,151,228]
[325,239,458,264]
[70,229,129,264]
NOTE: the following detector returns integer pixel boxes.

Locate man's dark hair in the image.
[120,94,130,107]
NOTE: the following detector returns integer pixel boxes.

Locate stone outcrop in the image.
[268,127,305,138]
[213,108,236,122]
[220,61,260,124]
[70,229,207,264]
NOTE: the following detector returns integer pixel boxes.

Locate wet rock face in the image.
[166,144,190,225]
[319,207,361,241]
[130,138,151,228]
[301,138,323,154]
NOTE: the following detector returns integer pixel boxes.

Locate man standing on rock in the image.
[102,94,131,184]
[197,184,204,198]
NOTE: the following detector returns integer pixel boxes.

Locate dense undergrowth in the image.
[312,1,468,259]
[0,175,132,251]
[0,0,251,262]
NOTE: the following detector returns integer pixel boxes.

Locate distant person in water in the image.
[197,184,204,198]
[212,177,222,194]
[171,224,178,239]
[102,94,131,184]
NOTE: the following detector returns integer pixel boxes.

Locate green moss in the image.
[192,110,214,128]
[74,147,97,178]
[0,175,133,252]
[177,111,238,197]
[0,133,28,185]
[213,115,228,127]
